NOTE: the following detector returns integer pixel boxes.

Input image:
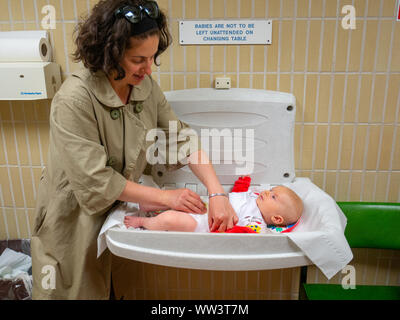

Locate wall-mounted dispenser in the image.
[0,62,61,100]
[0,30,62,100]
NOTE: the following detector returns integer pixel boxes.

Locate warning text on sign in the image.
[179,20,272,45]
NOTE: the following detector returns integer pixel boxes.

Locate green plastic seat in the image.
[304,284,400,300]
[303,202,400,300]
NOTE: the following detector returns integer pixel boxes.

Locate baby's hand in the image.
[124,216,143,228]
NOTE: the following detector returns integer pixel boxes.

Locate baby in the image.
[124,177,303,234]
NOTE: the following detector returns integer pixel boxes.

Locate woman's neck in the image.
[108,76,132,105]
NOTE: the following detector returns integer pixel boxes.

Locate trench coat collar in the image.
[72,68,152,108]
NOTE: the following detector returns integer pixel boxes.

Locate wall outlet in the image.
[215,77,231,89]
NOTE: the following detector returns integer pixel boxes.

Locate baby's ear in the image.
[271,215,284,225]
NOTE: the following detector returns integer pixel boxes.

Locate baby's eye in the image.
[271,195,276,200]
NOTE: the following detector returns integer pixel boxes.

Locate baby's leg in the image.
[124,210,197,232]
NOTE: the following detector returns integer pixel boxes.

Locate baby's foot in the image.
[139,203,152,212]
[124,216,143,228]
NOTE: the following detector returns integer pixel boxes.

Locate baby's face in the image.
[256,186,300,225]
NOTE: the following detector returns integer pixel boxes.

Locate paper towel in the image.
[0,31,52,62]
[0,30,49,40]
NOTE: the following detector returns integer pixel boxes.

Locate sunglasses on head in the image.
[115,1,160,23]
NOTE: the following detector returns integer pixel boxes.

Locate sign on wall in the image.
[179,20,272,45]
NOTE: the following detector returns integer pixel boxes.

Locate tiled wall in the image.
[0,0,399,299]
[307,248,400,287]
[111,249,400,300]
[112,258,302,299]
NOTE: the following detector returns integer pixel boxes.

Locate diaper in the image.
[189,213,210,233]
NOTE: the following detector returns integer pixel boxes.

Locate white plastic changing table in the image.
[105,88,313,271]
[106,229,312,271]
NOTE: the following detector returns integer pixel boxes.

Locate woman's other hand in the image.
[163,188,207,214]
[208,196,238,232]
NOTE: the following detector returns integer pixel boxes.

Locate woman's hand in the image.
[208,196,238,232]
[163,188,207,214]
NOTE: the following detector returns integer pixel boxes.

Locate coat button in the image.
[134,102,143,114]
[110,109,121,120]
[106,156,116,167]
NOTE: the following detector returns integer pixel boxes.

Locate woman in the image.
[31,0,237,300]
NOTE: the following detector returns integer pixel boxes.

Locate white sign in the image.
[179,20,272,45]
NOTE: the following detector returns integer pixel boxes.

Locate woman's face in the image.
[119,34,159,86]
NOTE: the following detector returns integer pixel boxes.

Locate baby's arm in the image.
[124,210,197,232]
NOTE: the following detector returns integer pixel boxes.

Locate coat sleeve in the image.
[49,94,127,215]
[152,80,202,170]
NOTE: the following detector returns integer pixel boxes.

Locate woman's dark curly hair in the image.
[73,0,171,80]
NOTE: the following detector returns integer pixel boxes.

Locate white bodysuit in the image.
[191,192,268,233]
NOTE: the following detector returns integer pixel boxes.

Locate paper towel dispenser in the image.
[0,62,61,100]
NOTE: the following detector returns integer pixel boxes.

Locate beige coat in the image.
[31,68,194,299]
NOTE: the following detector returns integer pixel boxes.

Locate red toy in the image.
[231,176,251,192]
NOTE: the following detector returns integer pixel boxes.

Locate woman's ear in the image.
[271,215,284,225]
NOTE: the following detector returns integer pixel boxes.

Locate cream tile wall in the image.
[307,248,400,289]
[0,0,399,299]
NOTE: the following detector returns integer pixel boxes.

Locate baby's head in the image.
[256,186,303,227]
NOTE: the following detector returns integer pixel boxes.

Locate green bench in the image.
[302,202,400,300]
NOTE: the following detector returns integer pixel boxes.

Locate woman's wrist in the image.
[206,183,225,194]
[208,193,229,199]
[159,189,172,208]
